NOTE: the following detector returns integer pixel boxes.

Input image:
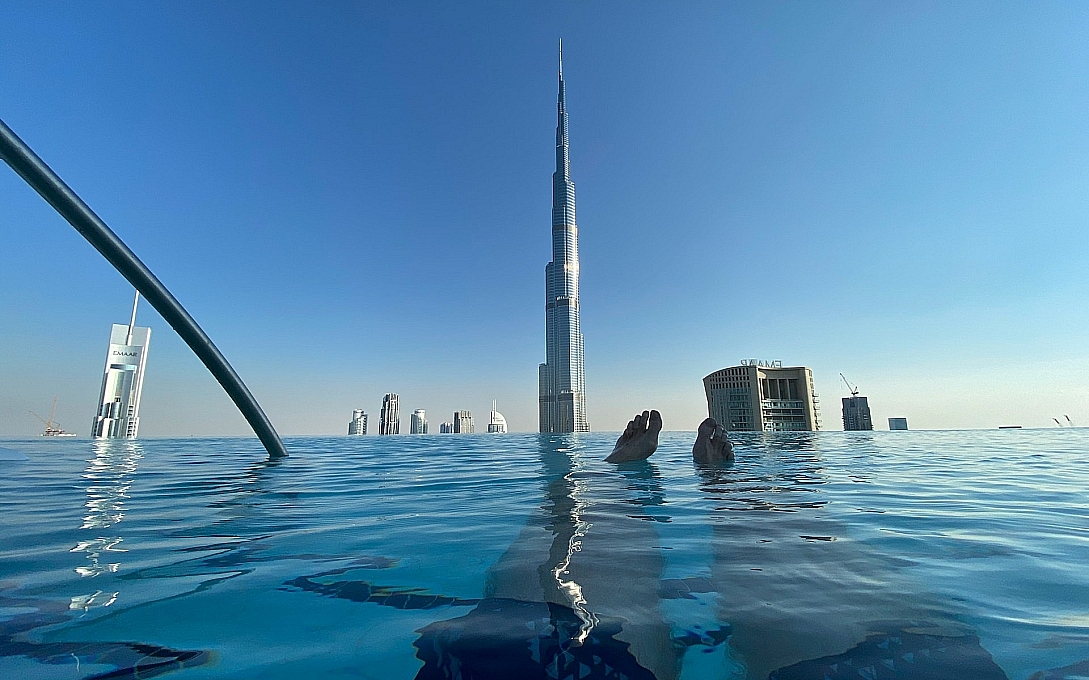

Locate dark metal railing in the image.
[0,117,287,460]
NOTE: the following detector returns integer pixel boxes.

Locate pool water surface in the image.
[1,430,1087,679]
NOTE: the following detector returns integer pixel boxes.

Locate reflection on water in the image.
[70,440,142,608]
[2,432,1089,679]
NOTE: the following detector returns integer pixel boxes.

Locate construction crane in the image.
[840,373,859,397]
[29,396,75,437]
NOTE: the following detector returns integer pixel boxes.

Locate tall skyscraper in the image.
[379,393,400,435]
[842,396,874,431]
[453,410,474,434]
[92,292,150,439]
[703,361,822,432]
[539,41,589,434]
[348,409,368,435]
[410,409,428,434]
[440,422,454,434]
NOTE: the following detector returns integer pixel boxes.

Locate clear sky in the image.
[3,2,1089,437]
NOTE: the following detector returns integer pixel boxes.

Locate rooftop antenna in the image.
[839,373,860,397]
[559,38,563,78]
[125,289,139,345]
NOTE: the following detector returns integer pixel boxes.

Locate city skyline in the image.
[3,3,1089,436]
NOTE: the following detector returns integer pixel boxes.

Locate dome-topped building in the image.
[488,400,508,434]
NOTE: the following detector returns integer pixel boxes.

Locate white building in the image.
[488,400,508,433]
[91,293,150,439]
[410,409,428,434]
[380,393,400,435]
[348,409,367,435]
[453,410,474,434]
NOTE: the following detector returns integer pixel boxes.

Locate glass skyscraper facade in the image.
[539,43,589,433]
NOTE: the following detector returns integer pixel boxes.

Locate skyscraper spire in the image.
[540,42,589,433]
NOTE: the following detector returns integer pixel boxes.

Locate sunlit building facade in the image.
[539,44,589,434]
[91,295,150,439]
[379,393,400,435]
[453,410,474,434]
[703,361,821,432]
[348,409,367,435]
[410,409,428,434]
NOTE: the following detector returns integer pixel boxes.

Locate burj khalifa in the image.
[539,42,589,433]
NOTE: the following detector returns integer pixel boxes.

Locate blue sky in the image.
[3,2,1089,436]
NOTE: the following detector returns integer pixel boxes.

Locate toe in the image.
[697,418,717,438]
[648,410,663,434]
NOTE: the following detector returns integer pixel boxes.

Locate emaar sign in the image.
[741,359,782,368]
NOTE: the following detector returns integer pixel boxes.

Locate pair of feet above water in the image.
[606,410,734,465]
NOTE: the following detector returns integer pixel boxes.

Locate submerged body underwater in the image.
[1,430,1088,679]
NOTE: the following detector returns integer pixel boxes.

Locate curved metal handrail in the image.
[0,117,287,460]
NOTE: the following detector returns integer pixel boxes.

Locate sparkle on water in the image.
[1,430,1087,679]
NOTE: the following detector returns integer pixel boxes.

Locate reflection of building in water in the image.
[704,362,821,432]
[379,393,400,435]
[347,409,367,435]
[71,440,142,610]
[92,292,150,439]
[410,409,428,434]
[842,396,874,431]
[453,410,474,434]
[488,401,507,433]
[889,417,909,430]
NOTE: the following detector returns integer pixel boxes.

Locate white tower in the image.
[488,400,508,433]
[348,409,368,435]
[92,291,151,439]
[410,409,428,434]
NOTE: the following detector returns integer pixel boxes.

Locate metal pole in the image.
[0,117,287,460]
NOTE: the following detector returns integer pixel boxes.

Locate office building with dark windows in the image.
[703,361,821,432]
[842,396,874,431]
[539,42,590,434]
[379,393,400,435]
[889,417,909,430]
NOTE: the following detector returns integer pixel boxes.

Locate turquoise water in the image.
[1,430,1087,679]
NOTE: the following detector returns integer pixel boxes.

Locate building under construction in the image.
[840,374,874,431]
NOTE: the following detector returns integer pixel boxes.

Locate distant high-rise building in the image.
[539,41,589,434]
[440,422,454,434]
[889,417,909,430]
[379,393,400,435]
[453,410,474,434]
[348,409,368,435]
[488,400,508,433]
[703,361,821,432]
[410,409,428,434]
[92,292,150,439]
[842,396,874,431]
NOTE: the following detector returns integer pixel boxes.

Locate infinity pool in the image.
[1,430,1087,679]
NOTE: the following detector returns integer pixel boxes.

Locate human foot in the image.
[606,410,663,463]
[692,418,733,465]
